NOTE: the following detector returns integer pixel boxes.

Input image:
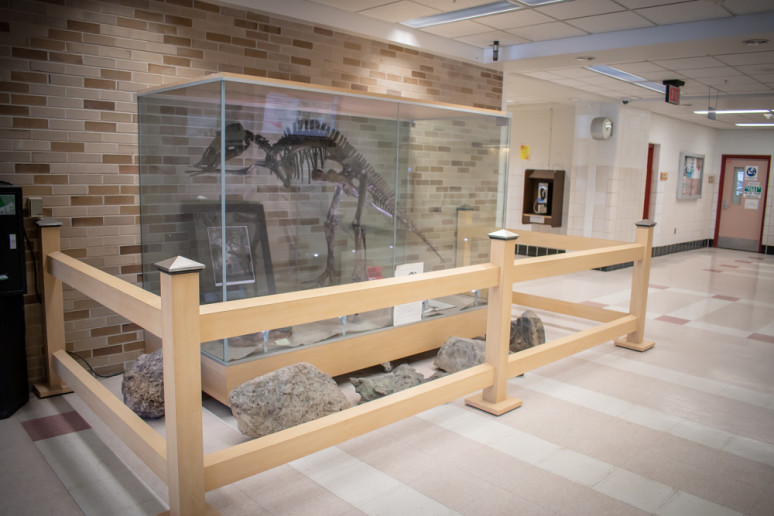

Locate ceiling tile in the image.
[536,0,625,20]
[681,66,743,79]
[614,0,690,8]
[456,31,530,47]
[476,9,554,30]
[361,1,439,22]
[652,56,726,70]
[720,0,774,15]
[635,1,732,24]
[716,50,774,66]
[566,11,654,33]
[308,0,392,11]
[736,64,774,76]
[420,19,491,37]
[508,21,587,41]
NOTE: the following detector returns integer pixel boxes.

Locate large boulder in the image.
[510,310,546,352]
[229,362,350,438]
[433,336,486,373]
[350,363,425,403]
[122,349,164,419]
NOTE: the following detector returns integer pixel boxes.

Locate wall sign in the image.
[745,166,759,179]
[743,182,762,199]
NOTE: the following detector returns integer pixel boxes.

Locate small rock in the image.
[433,336,486,373]
[350,363,425,403]
[229,362,350,438]
[510,310,546,352]
[122,349,164,419]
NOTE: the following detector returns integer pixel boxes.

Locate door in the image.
[715,155,770,252]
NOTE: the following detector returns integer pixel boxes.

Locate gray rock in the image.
[510,310,546,352]
[122,349,164,419]
[350,363,425,403]
[229,362,350,438]
[433,336,486,373]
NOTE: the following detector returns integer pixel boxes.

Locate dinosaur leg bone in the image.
[317,184,343,287]
[350,170,369,283]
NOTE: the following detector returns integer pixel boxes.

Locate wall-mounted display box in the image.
[138,73,510,381]
[522,169,565,227]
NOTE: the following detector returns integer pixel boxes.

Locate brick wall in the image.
[0,0,503,382]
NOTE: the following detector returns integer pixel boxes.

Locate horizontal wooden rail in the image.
[512,243,642,281]
[206,308,488,404]
[507,315,637,377]
[512,230,628,251]
[53,350,167,480]
[50,251,162,337]
[203,363,494,490]
[512,292,626,323]
[200,263,499,342]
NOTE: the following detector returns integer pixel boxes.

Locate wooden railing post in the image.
[465,229,522,415]
[156,256,206,516]
[615,220,656,352]
[34,218,72,398]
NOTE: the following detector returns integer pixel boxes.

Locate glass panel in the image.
[732,167,743,204]
[138,75,509,364]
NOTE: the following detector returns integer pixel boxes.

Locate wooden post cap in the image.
[155,256,205,274]
[36,218,63,227]
[488,229,519,240]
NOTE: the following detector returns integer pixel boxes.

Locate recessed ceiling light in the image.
[743,38,769,46]
[636,81,667,94]
[694,109,772,115]
[516,0,566,6]
[402,1,520,29]
[586,65,644,82]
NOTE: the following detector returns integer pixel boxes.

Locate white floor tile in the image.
[593,468,676,513]
[684,321,752,338]
[669,298,733,320]
[723,435,774,468]
[538,448,616,487]
[657,490,743,516]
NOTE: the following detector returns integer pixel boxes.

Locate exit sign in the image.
[663,79,685,105]
[666,84,680,105]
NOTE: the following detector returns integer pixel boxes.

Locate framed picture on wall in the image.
[677,152,704,200]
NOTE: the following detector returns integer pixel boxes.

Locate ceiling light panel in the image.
[401,1,520,28]
[694,109,772,114]
[586,65,646,82]
[515,0,565,6]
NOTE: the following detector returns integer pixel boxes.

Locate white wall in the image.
[646,113,719,247]
[507,98,774,250]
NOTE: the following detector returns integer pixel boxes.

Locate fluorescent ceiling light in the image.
[516,0,565,5]
[694,109,772,115]
[735,123,774,127]
[402,1,520,29]
[636,81,666,94]
[585,65,645,82]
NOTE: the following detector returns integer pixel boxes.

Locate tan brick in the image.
[50,52,83,64]
[85,121,116,132]
[67,20,100,34]
[51,142,85,152]
[84,77,116,90]
[12,47,47,60]
[13,118,48,129]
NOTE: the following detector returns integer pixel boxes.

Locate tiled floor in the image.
[1,247,773,515]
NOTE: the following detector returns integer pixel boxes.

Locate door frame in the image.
[643,144,654,220]
[713,154,771,252]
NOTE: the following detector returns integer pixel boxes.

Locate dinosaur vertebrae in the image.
[275,120,420,235]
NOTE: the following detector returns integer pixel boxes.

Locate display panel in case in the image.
[138,73,510,363]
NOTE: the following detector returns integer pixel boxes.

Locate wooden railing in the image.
[34,219,656,516]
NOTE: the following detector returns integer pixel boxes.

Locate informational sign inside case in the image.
[393,262,424,326]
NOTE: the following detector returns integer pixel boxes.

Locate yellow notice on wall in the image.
[520,145,530,160]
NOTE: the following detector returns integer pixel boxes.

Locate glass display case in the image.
[138,73,510,364]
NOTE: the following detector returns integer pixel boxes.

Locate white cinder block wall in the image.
[506,100,774,249]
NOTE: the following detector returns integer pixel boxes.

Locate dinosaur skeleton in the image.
[191,119,442,285]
